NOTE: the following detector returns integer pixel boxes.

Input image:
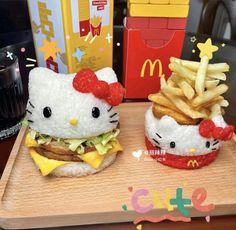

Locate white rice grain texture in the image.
[26,67,119,138]
[145,106,226,156]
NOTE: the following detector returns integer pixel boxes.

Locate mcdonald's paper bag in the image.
[123,27,185,99]
[28,0,113,73]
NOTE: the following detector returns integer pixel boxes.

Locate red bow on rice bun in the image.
[73,69,125,106]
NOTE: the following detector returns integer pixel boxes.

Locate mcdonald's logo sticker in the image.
[93,28,100,35]
[187,160,199,168]
[140,59,163,78]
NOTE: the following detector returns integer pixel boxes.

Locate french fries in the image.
[160,74,167,87]
[167,77,177,87]
[169,62,195,81]
[149,56,230,124]
[210,104,221,118]
[149,93,182,113]
[170,57,230,73]
[207,72,226,81]
[194,96,223,111]
[164,93,207,119]
[205,80,220,89]
[162,85,185,97]
[177,80,195,100]
[171,75,195,100]
[192,84,228,107]
[219,99,229,107]
[160,74,184,96]
[195,56,209,95]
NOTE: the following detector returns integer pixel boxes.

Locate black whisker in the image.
[155,132,162,139]
[110,113,117,118]
[212,148,217,151]
[28,119,34,123]
[107,106,113,112]
[152,138,160,145]
[26,109,32,114]
[213,141,219,146]
[213,139,217,142]
[29,101,35,108]
[110,120,118,123]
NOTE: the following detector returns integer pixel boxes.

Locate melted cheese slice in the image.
[29,148,69,176]
[26,133,123,176]
[78,151,105,169]
[25,133,39,147]
[78,141,123,169]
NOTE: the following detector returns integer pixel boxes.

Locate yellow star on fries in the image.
[197,38,218,60]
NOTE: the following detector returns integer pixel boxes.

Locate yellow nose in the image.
[69,118,78,126]
[189,148,197,153]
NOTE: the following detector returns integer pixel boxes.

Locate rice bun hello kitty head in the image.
[26,67,125,139]
[145,107,234,156]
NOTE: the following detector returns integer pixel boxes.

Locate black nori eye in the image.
[170,141,175,148]
[92,107,100,118]
[206,141,210,148]
[43,107,52,118]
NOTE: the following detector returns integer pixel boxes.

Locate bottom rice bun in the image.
[25,67,125,177]
[145,107,234,169]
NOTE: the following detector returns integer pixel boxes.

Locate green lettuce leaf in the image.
[21,118,29,128]
[101,129,120,145]
[64,139,87,152]
[95,143,113,155]
[29,129,37,140]
[29,129,119,156]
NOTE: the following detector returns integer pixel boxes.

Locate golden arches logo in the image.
[140,59,163,78]
[187,160,199,168]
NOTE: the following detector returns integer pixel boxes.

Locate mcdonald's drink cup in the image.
[27,0,114,74]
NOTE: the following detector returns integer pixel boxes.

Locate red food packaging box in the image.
[123,26,185,99]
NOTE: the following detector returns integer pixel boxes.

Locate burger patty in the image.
[41,141,96,155]
[35,141,97,162]
[35,147,83,162]
[41,141,76,155]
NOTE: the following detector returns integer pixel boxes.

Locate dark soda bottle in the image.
[0,52,25,140]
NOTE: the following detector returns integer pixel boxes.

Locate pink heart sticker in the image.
[205,215,210,223]
[128,187,133,192]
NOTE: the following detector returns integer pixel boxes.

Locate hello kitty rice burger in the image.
[145,39,234,169]
[25,67,125,177]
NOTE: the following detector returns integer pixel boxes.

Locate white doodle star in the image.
[6,51,14,60]
[190,36,197,43]
[73,48,85,62]
[106,33,112,44]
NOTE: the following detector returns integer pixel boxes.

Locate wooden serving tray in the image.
[0,102,235,229]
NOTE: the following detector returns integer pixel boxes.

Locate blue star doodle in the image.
[73,48,85,62]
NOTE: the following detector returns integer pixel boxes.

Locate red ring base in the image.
[145,137,219,169]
